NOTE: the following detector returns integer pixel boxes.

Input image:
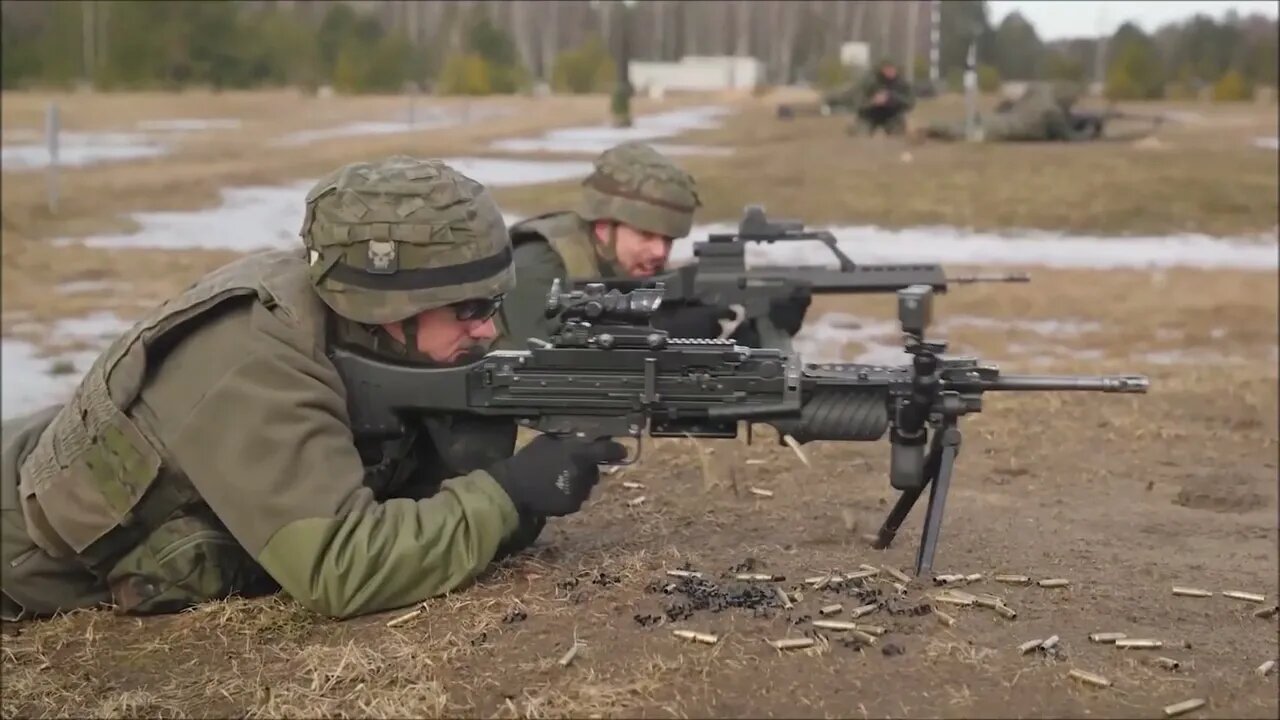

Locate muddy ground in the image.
[1,88,1277,719]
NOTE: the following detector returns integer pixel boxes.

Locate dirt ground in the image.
[1,88,1277,719]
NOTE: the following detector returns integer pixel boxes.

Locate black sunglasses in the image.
[451,294,504,322]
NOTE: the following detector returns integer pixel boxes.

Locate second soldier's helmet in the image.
[300,155,515,326]
[577,141,701,240]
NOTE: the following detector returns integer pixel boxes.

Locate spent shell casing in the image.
[883,565,913,584]
[1171,586,1213,598]
[888,581,908,595]
[1019,639,1044,654]
[1068,669,1112,688]
[850,603,879,619]
[1040,635,1061,651]
[995,574,1032,585]
[782,434,811,467]
[558,643,582,668]
[1115,638,1163,649]
[1255,659,1277,677]
[768,637,815,650]
[1162,698,1206,718]
[1089,632,1128,644]
[813,619,858,631]
[1252,605,1278,619]
[1037,578,1071,588]
[672,629,718,645]
[933,608,956,627]
[1222,590,1266,603]
[804,575,830,585]
[748,487,774,498]
[819,604,844,616]
[936,590,978,605]
[666,570,702,579]
[621,481,645,489]
[1152,657,1182,671]
[844,570,878,582]
[992,603,1018,619]
[849,629,878,645]
[775,587,794,610]
[858,564,881,575]
[735,573,783,582]
[385,608,424,628]
[973,595,1003,609]
[856,624,887,636]
[965,573,984,583]
[626,495,647,507]
[933,574,966,585]
[745,459,767,466]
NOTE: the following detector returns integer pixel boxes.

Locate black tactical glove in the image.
[767,286,813,337]
[650,302,738,339]
[487,435,628,518]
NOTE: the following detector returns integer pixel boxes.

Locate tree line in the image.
[1,0,1275,101]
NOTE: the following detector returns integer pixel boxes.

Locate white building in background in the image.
[629,55,765,97]
[839,42,871,71]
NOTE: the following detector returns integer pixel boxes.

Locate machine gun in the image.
[571,205,1029,339]
[328,281,1149,577]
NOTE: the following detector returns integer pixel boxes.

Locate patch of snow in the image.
[136,118,242,132]
[2,131,168,171]
[62,159,588,252]
[56,279,129,295]
[1,311,137,420]
[489,105,733,156]
[274,106,510,147]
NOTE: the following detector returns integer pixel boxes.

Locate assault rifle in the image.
[570,205,1029,337]
[329,281,1150,576]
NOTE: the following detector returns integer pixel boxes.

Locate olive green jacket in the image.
[1,250,521,621]
[497,211,614,351]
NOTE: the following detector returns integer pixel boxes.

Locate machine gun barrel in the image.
[983,374,1150,393]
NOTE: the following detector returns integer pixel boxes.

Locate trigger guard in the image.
[607,435,643,467]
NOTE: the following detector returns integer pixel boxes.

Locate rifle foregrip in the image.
[771,389,889,443]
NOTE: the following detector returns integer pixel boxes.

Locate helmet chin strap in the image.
[401,318,420,357]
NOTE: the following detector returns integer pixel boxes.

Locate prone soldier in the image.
[0,156,625,622]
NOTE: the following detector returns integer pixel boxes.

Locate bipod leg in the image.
[913,421,963,577]
[871,433,945,550]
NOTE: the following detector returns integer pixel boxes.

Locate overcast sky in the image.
[987,1,1280,40]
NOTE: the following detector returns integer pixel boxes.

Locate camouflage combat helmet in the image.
[300,155,515,326]
[577,141,701,240]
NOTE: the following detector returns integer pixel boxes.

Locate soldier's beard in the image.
[448,342,491,364]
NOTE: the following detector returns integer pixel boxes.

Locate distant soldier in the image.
[915,81,1092,143]
[847,59,917,137]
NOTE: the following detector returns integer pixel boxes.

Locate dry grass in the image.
[495,92,1279,237]
[1,88,1277,720]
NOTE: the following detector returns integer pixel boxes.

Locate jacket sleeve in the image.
[147,313,521,619]
[494,239,567,351]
